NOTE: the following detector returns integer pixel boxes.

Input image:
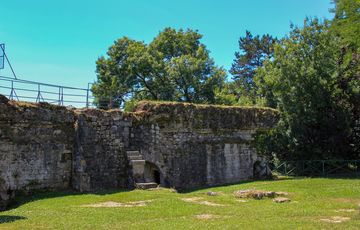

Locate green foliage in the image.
[92,28,226,108]
[123,99,140,112]
[331,0,360,49]
[256,19,357,160]
[2,178,360,229]
[331,0,360,155]
[230,31,278,104]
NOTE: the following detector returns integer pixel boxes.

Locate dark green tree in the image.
[230,31,277,104]
[331,0,360,155]
[92,28,226,108]
[256,19,355,160]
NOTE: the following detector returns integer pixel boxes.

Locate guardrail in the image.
[0,75,95,108]
[271,160,360,177]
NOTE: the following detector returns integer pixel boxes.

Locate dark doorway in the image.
[153,170,161,184]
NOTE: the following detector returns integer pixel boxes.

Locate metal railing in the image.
[271,160,360,177]
[0,75,95,108]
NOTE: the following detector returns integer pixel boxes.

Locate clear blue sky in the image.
[0,0,333,88]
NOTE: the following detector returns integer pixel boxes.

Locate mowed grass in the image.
[1,178,360,229]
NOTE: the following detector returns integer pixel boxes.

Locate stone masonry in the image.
[0,95,279,209]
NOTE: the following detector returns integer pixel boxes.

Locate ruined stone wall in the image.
[73,109,131,192]
[131,102,279,190]
[0,96,74,209]
[0,95,279,208]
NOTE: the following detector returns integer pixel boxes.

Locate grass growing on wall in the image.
[1,178,360,229]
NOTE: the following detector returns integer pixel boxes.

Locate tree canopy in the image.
[92,28,226,108]
[229,31,277,104]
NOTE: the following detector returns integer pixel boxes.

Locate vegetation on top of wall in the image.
[130,100,279,131]
[131,100,279,113]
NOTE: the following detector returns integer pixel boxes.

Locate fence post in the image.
[322,161,325,176]
[36,84,41,103]
[58,87,61,105]
[86,83,90,108]
[9,80,14,100]
[60,87,63,106]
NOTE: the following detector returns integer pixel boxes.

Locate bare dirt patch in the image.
[81,200,153,208]
[335,209,357,213]
[234,189,276,199]
[194,214,220,220]
[236,199,249,203]
[273,197,291,203]
[275,192,289,196]
[320,216,350,223]
[181,197,225,207]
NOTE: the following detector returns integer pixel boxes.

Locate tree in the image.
[331,0,360,155]
[331,0,360,48]
[256,19,356,160]
[230,31,277,104]
[92,28,226,108]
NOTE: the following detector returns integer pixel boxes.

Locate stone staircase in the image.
[126,150,158,190]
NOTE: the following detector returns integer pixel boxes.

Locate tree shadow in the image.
[6,188,132,211]
[177,177,299,193]
[0,215,26,224]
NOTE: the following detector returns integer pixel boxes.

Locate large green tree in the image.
[92,28,226,108]
[331,0,360,154]
[230,31,277,104]
[256,19,356,160]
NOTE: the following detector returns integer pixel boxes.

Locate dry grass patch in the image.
[320,216,350,223]
[234,189,275,199]
[81,200,153,208]
[335,209,357,213]
[181,197,225,207]
[194,214,220,220]
[273,197,291,203]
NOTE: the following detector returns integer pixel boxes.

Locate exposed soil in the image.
[194,214,220,220]
[335,209,357,213]
[273,197,291,203]
[320,216,350,223]
[233,189,291,200]
[234,189,275,199]
[81,200,153,208]
[181,197,225,207]
[236,199,249,203]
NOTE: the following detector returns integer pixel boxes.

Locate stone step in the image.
[128,155,143,160]
[130,159,146,165]
[126,151,141,157]
[135,182,158,190]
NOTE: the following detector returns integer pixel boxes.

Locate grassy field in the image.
[0,178,359,229]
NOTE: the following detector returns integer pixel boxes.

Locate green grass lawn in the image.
[1,178,360,229]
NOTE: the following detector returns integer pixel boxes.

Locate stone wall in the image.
[0,95,279,209]
[130,101,279,190]
[0,96,74,209]
[73,109,131,192]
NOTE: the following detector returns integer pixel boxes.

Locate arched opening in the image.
[144,162,162,185]
[253,160,271,179]
[152,169,161,184]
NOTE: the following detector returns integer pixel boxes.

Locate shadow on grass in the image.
[0,215,26,224]
[177,176,300,193]
[6,188,132,212]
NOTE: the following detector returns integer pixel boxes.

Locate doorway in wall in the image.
[152,169,161,184]
[144,161,162,185]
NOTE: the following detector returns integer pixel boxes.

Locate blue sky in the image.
[0,0,333,88]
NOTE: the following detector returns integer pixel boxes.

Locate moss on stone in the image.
[130,100,279,131]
